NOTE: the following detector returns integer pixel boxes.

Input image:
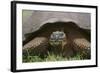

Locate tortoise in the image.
[23,22,90,58]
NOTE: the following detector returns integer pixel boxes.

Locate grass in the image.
[22,49,90,63]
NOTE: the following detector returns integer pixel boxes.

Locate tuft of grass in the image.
[23,48,90,63]
[44,52,68,62]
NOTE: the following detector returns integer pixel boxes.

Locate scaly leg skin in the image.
[67,30,90,59]
[23,37,49,57]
